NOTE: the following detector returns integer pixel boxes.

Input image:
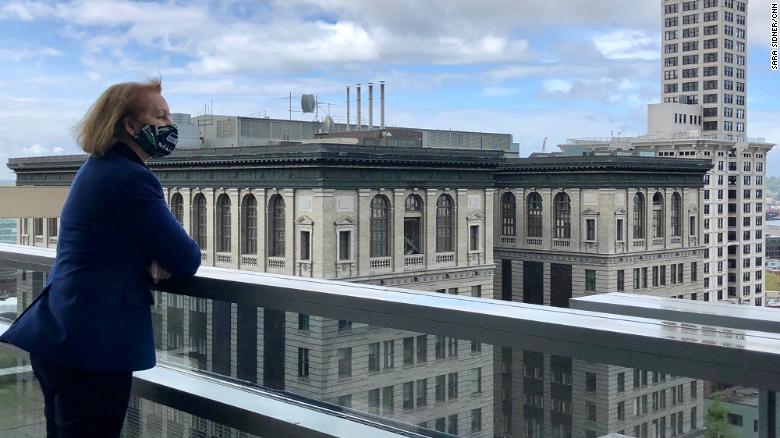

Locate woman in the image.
[0,80,201,437]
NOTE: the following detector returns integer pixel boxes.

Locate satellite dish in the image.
[322,115,335,133]
[301,94,316,113]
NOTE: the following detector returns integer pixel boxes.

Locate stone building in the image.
[491,156,710,438]
[11,143,501,437]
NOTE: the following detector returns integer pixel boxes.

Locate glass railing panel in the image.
[148,287,780,438]
[0,262,778,437]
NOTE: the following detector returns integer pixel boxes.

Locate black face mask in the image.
[133,124,178,158]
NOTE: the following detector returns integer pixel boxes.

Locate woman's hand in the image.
[147,260,172,284]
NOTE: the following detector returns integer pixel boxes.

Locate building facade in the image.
[661,0,749,140]
[560,137,772,307]
[11,144,501,437]
[491,157,709,438]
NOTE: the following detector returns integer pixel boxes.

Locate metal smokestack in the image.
[368,82,374,130]
[380,81,385,130]
[356,83,362,131]
[346,86,350,132]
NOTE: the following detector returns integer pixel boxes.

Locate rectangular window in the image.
[471,409,482,433]
[586,372,597,392]
[586,219,596,241]
[368,389,380,414]
[586,270,596,292]
[617,270,625,291]
[653,266,659,287]
[447,372,459,399]
[338,348,352,377]
[435,375,446,402]
[383,340,395,369]
[382,385,394,414]
[416,379,427,407]
[298,313,309,330]
[300,230,310,261]
[338,230,351,260]
[403,382,414,410]
[416,335,427,363]
[403,337,414,366]
[618,372,625,392]
[435,336,445,359]
[642,267,648,288]
[469,225,479,251]
[471,367,482,394]
[617,218,624,241]
[448,337,459,357]
[633,268,640,289]
[297,348,309,377]
[368,342,380,372]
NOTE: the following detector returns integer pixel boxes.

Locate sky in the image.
[0,0,779,181]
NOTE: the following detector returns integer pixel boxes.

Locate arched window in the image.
[436,195,454,252]
[501,192,516,236]
[170,193,184,225]
[193,193,208,249]
[553,192,571,239]
[405,194,423,212]
[241,195,257,254]
[216,194,231,252]
[671,192,682,237]
[652,192,664,238]
[404,195,423,255]
[370,195,391,257]
[268,195,285,257]
[526,192,543,238]
[633,192,645,239]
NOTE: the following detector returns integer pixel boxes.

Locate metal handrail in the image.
[2,243,780,392]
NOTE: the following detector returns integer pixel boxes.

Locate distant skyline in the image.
[0,0,778,181]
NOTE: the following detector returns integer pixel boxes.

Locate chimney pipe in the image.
[356,83,362,131]
[346,86,350,132]
[368,82,374,130]
[380,81,385,130]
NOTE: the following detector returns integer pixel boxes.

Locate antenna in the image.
[542,137,548,153]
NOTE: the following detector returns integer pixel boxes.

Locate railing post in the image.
[758,390,776,438]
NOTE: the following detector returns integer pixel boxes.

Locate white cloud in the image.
[23,144,50,155]
[0,1,55,21]
[593,30,659,61]
[542,79,572,94]
[0,46,64,62]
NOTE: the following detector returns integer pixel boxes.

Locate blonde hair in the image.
[76,79,162,157]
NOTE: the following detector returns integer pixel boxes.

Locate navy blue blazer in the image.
[0,142,200,371]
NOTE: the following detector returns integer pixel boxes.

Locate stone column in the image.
[627,188,635,247]
[41,217,49,248]
[665,187,673,246]
[515,189,525,247]
[541,188,553,251]
[456,189,468,265]
[357,189,372,276]
[204,188,215,265]
[569,188,582,248]
[256,190,267,271]
[182,188,192,238]
[484,188,495,265]
[425,189,438,268]
[229,188,240,267]
[283,188,295,275]
[393,189,405,272]
[644,188,651,250]
[312,188,330,278]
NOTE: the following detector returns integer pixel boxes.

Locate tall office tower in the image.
[662,0,748,140]
[561,0,773,306]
